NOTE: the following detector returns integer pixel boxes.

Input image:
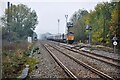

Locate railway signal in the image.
[86,25,92,46]
[67,22,73,33]
[67,22,73,28]
[112,35,118,54]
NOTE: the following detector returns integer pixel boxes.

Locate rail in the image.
[61,45,120,67]
[48,43,115,80]
[43,44,78,80]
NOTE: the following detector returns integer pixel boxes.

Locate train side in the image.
[46,32,74,44]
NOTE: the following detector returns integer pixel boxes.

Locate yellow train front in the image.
[66,32,74,44]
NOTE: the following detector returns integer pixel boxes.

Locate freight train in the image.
[46,32,74,44]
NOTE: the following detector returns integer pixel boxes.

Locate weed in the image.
[2,40,38,78]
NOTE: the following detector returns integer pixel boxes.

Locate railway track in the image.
[59,43,120,67]
[42,44,78,80]
[73,44,120,62]
[42,42,115,80]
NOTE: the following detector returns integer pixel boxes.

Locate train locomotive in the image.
[66,32,74,44]
[46,32,74,44]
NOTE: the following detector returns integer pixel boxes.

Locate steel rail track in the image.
[59,42,120,63]
[70,44,120,63]
[81,50,120,63]
[47,43,115,80]
[42,43,79,80]
[60,44,120,67]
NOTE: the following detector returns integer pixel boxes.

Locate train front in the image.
[67,32,74,44]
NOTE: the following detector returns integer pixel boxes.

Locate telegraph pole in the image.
[58,19,60,45]
[58,19,60,34]
[103,2,106,44]
[7,2,11,43]
[7,2,10,30]
[65,15,68,34]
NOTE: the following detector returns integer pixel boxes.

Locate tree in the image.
[69,1,120,49]
[110,2,120,48]
[1,4,38,41]
[70,9,88,42]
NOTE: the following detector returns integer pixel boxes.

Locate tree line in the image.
[69,1,120,48]
[0,3,38,42]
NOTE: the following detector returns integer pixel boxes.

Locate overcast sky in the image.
[0,0,111,38]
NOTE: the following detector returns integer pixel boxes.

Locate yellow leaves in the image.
[16,49,24,58]
[110,5,118,35]
[111,7,118,24]
[92,30,103,44]
[27,44,32,50]
[25,57,39,71]
[109,26,116,35]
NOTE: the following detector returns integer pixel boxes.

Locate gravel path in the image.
[29,41,68,78]
[48,44,100,78]
[54,44,120,78]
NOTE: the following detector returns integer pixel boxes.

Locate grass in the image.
[2,40,39,78]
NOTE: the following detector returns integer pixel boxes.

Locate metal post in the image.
[7,2,10,43]
[89,30,91,46]
[58,19,60,45]
[8,2,12,52]
[11,3,12,22]
[112,35,118,54]
[114,45,116,54]
[65,15,68,34]
[58,19,60,34]
[7,2,10,23]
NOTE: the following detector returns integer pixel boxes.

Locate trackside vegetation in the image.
[0,3,39,78]
[69,2,120,49]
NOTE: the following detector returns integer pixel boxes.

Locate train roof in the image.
[67,32,74,35]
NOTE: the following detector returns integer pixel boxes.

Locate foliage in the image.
[69,2,120,48]
[2,41,38,78]
[1,4,38,41]
[70,9,88,42]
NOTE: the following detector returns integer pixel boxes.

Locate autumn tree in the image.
[69,1,120,48]
[70,9,88,42]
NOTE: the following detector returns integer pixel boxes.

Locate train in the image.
[46,32,74,44]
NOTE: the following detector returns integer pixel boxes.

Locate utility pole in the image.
[103,2,106,44]
[65,15,68,34]
[7,2,11,43]
[11,3,13,22]
[58,19,60,34]
[7,2,10,30]
[58,19,60,45]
